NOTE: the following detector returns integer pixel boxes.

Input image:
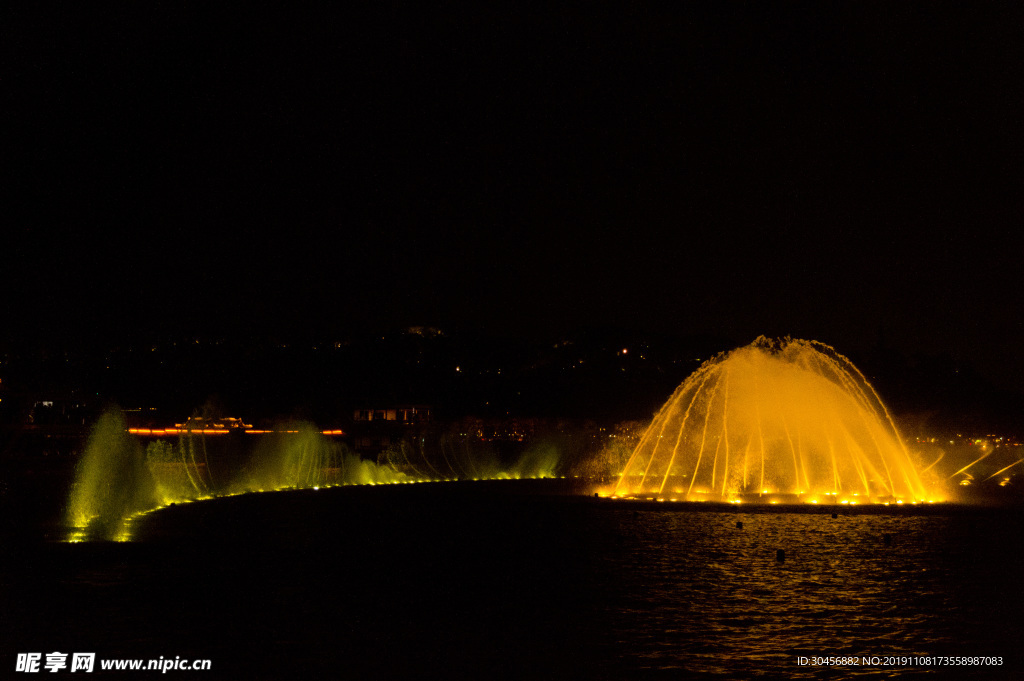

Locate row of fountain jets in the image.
[68,337,968,541]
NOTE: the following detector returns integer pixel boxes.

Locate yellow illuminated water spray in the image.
[614,337,935,503]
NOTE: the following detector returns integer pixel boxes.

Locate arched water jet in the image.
[614,337,936,503]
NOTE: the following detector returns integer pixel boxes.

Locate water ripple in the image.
[594,508,1023,678]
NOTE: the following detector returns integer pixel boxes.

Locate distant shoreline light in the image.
[126,427,344,436]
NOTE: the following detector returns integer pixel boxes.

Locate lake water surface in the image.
[2,486,1020,679]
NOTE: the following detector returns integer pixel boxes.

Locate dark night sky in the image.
[3,4,1023,389]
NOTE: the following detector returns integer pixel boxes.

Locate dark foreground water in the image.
[2,483,1022,679]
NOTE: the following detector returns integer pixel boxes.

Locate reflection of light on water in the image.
[600,509,1019,676]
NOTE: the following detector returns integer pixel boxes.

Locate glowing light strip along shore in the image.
[127,428,345,436]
